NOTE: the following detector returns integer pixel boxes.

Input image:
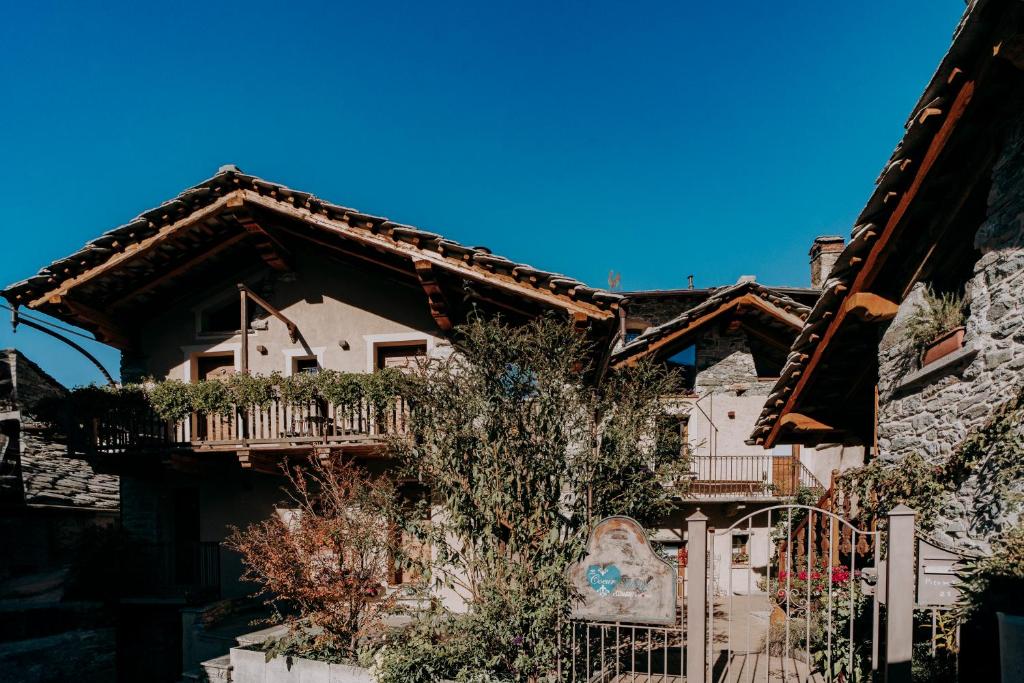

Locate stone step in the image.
[200,653,233,682]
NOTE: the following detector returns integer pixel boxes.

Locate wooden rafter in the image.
[229,206,292,272]
[779,412,838,433]
[108,231,250,308]
[63,299,131,347]
[412,258,453,332]
[26,192,241,309]
[840,292,901,322]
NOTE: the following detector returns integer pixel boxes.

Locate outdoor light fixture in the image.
[339,339,350,350]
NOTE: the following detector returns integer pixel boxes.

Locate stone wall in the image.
[694,327,770,396]
[877,109,1024,551]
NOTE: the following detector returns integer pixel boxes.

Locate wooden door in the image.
[193,355,236,441]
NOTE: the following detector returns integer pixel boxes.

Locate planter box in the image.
[229,646,456,683]
[921,326,965,366]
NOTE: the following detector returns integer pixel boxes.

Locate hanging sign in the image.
[917,538,964,607]
[567,516,677,625]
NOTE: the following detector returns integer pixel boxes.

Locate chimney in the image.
[809,236,845,288]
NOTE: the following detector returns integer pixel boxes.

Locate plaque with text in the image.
[917,538,963,607]
[567,516,677,625]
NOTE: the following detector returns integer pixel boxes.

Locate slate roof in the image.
[2,165,621,316]
[612,280,812,365]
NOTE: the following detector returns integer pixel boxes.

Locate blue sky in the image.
[0,1,965,387]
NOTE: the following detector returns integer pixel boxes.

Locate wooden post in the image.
[238,285,249,440]
[238,285,248,375]
[885,505,916,683]
[686,510,708,683]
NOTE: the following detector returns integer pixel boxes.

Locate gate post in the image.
[686,510,708,683]
[885,504,916,683]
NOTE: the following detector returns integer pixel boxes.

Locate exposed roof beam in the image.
[840,292,901,323]
[779,412,839,433]
[27,192,242,309]
[63,299,131,347]
[228,204,292,272]
[412,258,453,332]
[108,231,250,309]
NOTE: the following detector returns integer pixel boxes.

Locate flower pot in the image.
[921,326,965,366]
[998,612,1024,683]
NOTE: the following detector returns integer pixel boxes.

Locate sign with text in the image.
[917,538,963,607]
[568,516,676,625]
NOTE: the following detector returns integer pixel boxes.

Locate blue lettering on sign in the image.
[587,564,621,596]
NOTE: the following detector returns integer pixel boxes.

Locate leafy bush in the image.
[224,457,403,657]
[386,314,684,680]
[957,524,1024,621]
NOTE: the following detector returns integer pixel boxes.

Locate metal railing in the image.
[685,455,824,499]
[563,620,685,682]
[74,395,410,455]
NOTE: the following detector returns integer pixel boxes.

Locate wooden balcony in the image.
[74,396,410,457]
[683,454,824,499]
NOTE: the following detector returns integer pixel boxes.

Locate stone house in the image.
[751,0,1024,554]
[0,348,120,683]
[614,264,864,596]
[2,166,627,681]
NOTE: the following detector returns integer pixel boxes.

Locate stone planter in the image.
[921,326,965,366]
[230,647,371,683]
[998,612,1024,683]
[229,646,458,683]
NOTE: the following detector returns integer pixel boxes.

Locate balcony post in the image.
[238,285,249,375]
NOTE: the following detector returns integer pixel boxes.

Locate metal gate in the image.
[560,505,917,682]
[690,504,917,683]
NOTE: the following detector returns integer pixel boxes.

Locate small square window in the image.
[731,534,750,565]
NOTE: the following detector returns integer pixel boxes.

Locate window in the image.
[731,533,750,566]
[292,356,321,375]
[376,343,427,371]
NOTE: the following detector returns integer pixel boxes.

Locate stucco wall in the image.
[876,110,1024,550]
[125,245,444,382]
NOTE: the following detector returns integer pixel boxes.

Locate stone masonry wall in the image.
[695,327,771,396]
[877,110,1024,551]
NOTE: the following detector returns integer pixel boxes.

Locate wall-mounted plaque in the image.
[917,538,963,607]
[567,516,677,625]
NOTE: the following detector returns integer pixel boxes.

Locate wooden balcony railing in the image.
[75,396,410,455]
[684,454,824,498]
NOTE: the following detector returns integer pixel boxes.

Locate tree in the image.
[388,314,686,680]
[225,457,402,659]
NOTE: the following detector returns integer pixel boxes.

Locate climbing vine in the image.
[835,387,1024,535]
[62,368,409,423]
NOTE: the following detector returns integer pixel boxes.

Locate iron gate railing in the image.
[563,620,686,682]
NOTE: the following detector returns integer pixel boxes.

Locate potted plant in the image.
[905,286,966,366]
